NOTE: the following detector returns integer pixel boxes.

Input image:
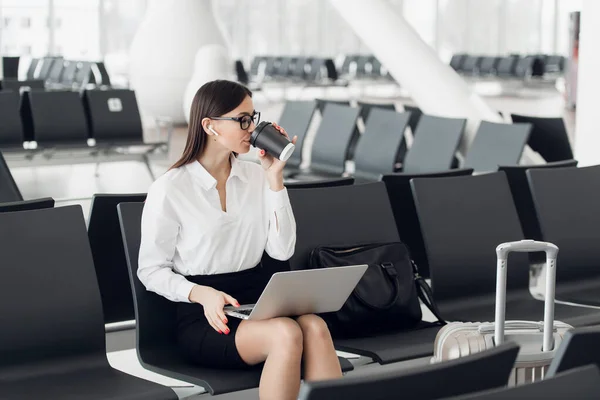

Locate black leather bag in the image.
[310,241,444,337]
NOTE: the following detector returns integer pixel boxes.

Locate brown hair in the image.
[171,80,252,169]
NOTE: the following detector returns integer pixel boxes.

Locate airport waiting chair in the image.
[292,104,360,178]
[352,108,410,181]
[411,172,600,327]
[82,89,145,146]
[21,90,89,147]
[547,326,600,376]
[380,168,474,279]
[2,56,20,79]
[499,160,578,242]
[299,342,519,400]
[87,193,147,326]
[118,202,354,396]
[527,165,600,307]
[0,206,178,400]
[277,100,317,174]
[401,115,465,174]
[315,98,351,114]
[287,183,444,364]
[463,121,531,173]
[448,365,600,400]
[511,114,574,163]
[0,150,22,203]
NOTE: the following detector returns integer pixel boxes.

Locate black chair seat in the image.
[334,323,442,364]
[1,366,176,400]
[440,289,600,328]
[0,197,54,212]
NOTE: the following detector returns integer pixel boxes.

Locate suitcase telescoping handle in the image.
[495,240,558,352]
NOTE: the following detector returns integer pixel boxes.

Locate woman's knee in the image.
[269,317,304,352]
[296,314,332,342]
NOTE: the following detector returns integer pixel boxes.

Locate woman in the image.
[138,80,342,400]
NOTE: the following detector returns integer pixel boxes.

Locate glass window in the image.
[0,0,49,57]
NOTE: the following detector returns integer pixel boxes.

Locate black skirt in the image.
[176,264,269,369]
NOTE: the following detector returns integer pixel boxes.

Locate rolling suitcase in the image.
[431,240,572,385]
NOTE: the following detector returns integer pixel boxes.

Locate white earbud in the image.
[208,125,220,136]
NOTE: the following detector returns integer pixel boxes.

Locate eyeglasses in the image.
[210,110,261,130]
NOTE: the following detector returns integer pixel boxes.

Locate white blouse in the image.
[138,156,297,303]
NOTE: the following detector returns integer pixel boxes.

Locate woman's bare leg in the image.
[296,314,343,381]
[235,317,303,400]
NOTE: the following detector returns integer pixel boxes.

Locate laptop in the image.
[224,265,368,320]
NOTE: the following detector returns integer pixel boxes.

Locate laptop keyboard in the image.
[236,308,253,316]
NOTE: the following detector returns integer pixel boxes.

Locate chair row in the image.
[4,164,600,396]
[301,327,600,400]
[26,56,112,89]
[0,88,146,151]
[277,99,573,180]
[450,53,565,79]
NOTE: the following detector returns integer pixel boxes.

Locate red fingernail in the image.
[218,330,222,334]
[225,330,230,335]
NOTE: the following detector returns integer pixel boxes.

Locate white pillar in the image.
[574,1,600,166]
[129,0,230,124]
[329,0,543,163]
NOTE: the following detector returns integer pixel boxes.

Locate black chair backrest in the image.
[544,55,566,74]
[353,108,410,180]
[496,56,519,77]
[402,115,465,174]
[324,59,338,81]
[310,104,360,175]
[450,365,600,400]
[1,78,45,91]
[499,160,578,241]
[510,114,574,162]
[60,60,79,86]
[0,206,106,372]
[0,91,25,148]
[0,150,23,203]
[547,326,600,376]
[22,90,89,145]
[82,89,143,145]
[299,342,520,400]
[36,57,60,80]
[449,54,466,71]
[460,56,482,74]
[411,172,528,302]
[0,197,54,213]
[74,61,94,86]
[118,202,178,356]
[26,58,39,80]
[277,100,317,170]
[285,177,354,189]
[88,193,147,324]
[2,56,20,79]
[464,121,531,173]
[478,57,499,75]
[94,62,112,86]
[402,105,423,134]
[356,101,396,122]
[47,59,64,84]
[380,168,474,279]
[287,182,400,271]
[527,165,600,283]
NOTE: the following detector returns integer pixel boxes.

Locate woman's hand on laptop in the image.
[189,285,240,334]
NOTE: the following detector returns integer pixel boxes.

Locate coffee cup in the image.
[250,121,295,162]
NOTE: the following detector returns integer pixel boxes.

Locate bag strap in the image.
[353,263,401,311]
[412,260,446,325]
